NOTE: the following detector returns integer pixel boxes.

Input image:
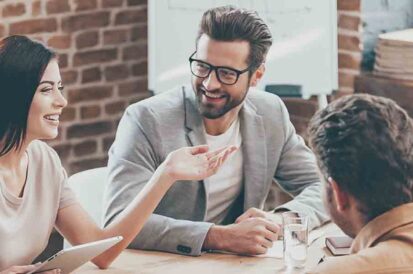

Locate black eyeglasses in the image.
[188,52,251,85]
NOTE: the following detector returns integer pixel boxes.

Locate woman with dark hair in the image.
[0,35,236,273]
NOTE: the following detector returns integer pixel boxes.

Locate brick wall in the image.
[336,0,362,97]
[0,0,150,175]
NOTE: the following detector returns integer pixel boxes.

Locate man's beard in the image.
[194,84,249,119]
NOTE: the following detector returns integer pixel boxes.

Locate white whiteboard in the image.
[148,0,338,100]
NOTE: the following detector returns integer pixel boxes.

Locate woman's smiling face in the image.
[26,59,67,141]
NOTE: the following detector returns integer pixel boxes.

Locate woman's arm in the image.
[0,264,59,274]
[55,145,235,269]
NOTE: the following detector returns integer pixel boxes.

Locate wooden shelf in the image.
[354,73,413,117]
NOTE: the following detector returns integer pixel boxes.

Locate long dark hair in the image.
[0,35,56,156]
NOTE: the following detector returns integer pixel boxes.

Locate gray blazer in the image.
[103,85,328,256]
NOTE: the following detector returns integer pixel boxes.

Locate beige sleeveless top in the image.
[0,140,77,270]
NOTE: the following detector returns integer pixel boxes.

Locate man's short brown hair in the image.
[308,94,413,221]
[197,5,272,71]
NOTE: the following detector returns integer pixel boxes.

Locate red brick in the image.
[102,0,123,8]
[62,11,110,32]
[46,0,70,14]
[31,36,45,43]
[131,60,147,76]
[2,3,26,17]
[339,72,356,89]
[338,14,361,31]
[82,67,101,83]
[338,34,360,51]
[335,89,354,98]
[73,140,98,157]
[73,48,117,66]
[32,1,41,16]
[0,25,5,37]
[10,18,57,35]
[67,121,112,138]
[337,0,360,11]
[68,86,113,104]
[338,52,361,70]
[53,143,72,159]
[48,35,71,49]
[105,101,126,115]
[61,70,78,85]
[103,29,128,45]
[127,91,152,104]
[76,31,99,49]
[69,157,108,174]
[122,44,147,61]
[103,136,115,152]
[130,24,147,41]
[60,107,76,122]
[104,64,129,81]
[118,78,147,96]
[127,0,146,6]
[115,8,147,25]
[80,105,101,119]
[73,0,97,11]
[58,54,68,69]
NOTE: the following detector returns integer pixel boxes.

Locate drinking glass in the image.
[282,212,309,269]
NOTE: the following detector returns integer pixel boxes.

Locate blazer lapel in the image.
[183,86,207,147]
[182,86,210,205]
[240,98,268,210]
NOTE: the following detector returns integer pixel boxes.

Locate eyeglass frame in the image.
[188,51,253,85]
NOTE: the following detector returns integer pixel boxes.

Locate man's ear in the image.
[328,177,350,212]
[250,64,265,87]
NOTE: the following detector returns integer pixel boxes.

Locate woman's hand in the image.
[54,144,236,269]
[162,145,237,181]
[0,263,60,274]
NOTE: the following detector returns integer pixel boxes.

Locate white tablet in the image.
[28,236,123,274]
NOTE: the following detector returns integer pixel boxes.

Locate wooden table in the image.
[76,223,340,274]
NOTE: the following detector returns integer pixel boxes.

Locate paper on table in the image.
[255,229,326,258]
[256,240,284,258]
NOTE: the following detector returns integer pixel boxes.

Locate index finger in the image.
[235,211,253,224]
[205,146,228,159]
[39,269,61,274]
[207,146,237,162]
[262,219,281,234]
[189,145,209,155]
[25,262,45,274]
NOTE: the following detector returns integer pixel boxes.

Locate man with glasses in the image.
[104,5,328,256]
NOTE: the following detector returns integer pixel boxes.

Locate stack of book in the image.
[373,28,413,81]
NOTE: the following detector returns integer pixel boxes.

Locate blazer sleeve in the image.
[272,98,329,230]
[102,106,213,256]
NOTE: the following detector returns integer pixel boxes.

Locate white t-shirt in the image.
[0,141,77,270]
[204,119,243,224]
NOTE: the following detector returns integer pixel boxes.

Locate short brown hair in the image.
[197,5,272,70]
[308,94,413,220]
